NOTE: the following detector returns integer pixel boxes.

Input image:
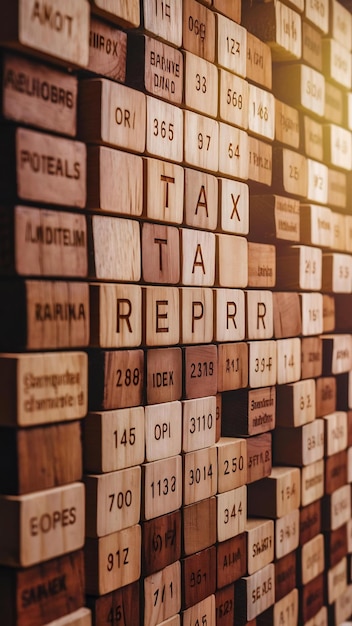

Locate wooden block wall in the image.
[3,0,352,624]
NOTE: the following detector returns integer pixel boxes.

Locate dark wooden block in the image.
[275,551,297,602]
[87,580,139,626]
[142,510,181,577]
[182,546,216,609]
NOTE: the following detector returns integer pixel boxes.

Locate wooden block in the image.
[299,573,324,623]
[85,524,141,596]
[90,0,140,28]
[217,437,247,493]
[128,35,183,104]
[301,459,324,507]
[216,394,222,443]
[276,245,322,291]
[146,347,182,404]
[183,344,218,399]
[85,467,140,538]
[0,351,87,427]
[216,234,248,288]
[248,84,275,141]
[184,51,217,117]
[222,388,275,437]
[143,455,182,520]
[248,340,277,388]
[90,216,140,282]
[248,467,300,519]
[306,159,328,205]
[323,39,352,89]
[87,581,139,626]
[246,518,274,575]
[183,446,217,506]
[336,372,352,410]
[332,209,348,251]
[299,533,325,585]
[0,549,85,626]
[217,485,246,542]
[300,204,332,248]
[273,420,324,467]
[234,563,275,624]
[250,195,300,244]
[241,2,302,61]
[323,253,352,293]
[181,288,213,345]
[218,69,248,130]
[213,0,241,22]
[142,510,181,576]
[88,17,126,82]
[216,14,247,77]
[302,115,324,161]
[182,0,216,62]
[183,497,217,556]
[275,552,297,601]
[78,79,146,152]
[247,433,273,485]
[323,294,335,332]
[144,286,180,346]
[272,148,307,198]
[0,421,82,495]
[302,21,323,71]
[86,147,143,216]
[0,482,84,567]
[182,595,215,626]
[324,80,344,125]
[217,342,248,392]
[330,0,352,50]
[247,244,275,289]
[214,289,245,342]
[182,547,216,609]
[88,349,144,410]
[218,123,249,180]
[322,483,351,531]
[276,379,315,428]
[322,334,352,374]
[157,618,180,626]
[333,584,352,625]
[345,215,352,253]
[325,523,348,569]
[182,396,216,453]
[323,411,347,457]
[247,136,273,187]
[324,124,352,171]
[89,283,141,349]
[143,0,182,46]
[300,293,323,336]
[144,561,181,624]
[2,52,78,135]
[327,557,347,604]
[142,222,180,284]
[299,500,321,546]
[275,99,300,149]
[0,0,89,67]
[41,607,91,626]
[325,450,348,495]
[183,110,219,172]
[146,96,183,162]
[276,338,301,385]
[246,32,272,90]
[184,169,218,231]
[316,376,336,417]
[335,295,352,331]
[304,0,329,33]
[273,64,325,117]
[257,588,298,626]
[217,534,247,589]
[216,585,236,626]
[146,401,182,461]
[301,337,323,379]
[0,279,89,350]
[181,227,215,286]
[219,179,249,236]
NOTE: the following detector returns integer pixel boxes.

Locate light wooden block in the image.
[146,347,182,405]
[219,179,249,235]
[242,1,302,61]
[144,286,180,346]
[323,294,335,331]
[250,195,300,244]
[327,557,347,604]
[275,509,299,560]
[144,561,181,626]
[248,467,301,519]
[246,518,274,575]
[322,333,352,374]
[85,467,141,538]
[323,39,352,89]
[276,379,315,428]
[90,216,140,281]
[142,510,181,577]
[85,524,141,596]
[248,340,277,388]
[145,401,182,461]
[248,84,275,141]
[2,52,78,135]
[89,349,144,410]
[43,608,92,626]
[247,136,273,187]
[0,482,84,567]
[213,0,241,22]
[323,411,348,457]
[184,110,219,172]
[273,420,324,467]
[218,69,248,130]
[181,228,215,286]
[84,407,144,473]
[89,283,141,349]
[273,292,302,339]
[325,450,347,495]
[331,0,352,50]
[87,580,139,626]
[216,234,248,288]
[214,289,245,342]
[246,32,272,90]
[184,169,218,231]
[257,588,298,626]
[183,344,218,400]
[182,0,216,62]
[182,396,216,453]
[216,437,247,493]
[184,51,218,117]
[218,122,249,180]
[245,291,273,340]
[247,433,273,484]
[301,336,323,379]
[79,79,146,152]
[300,292,323,336]
[303,115,323,161]
[0,0,90,67]
[273,64,325,117]
[216,13,247,77]
[275,99,300,149]
[302,21,323,71]
[234,563,275,623]
[183,446,217,506]
[182,596,215,626]
[142,222,180,284]
[247,243,275,289]
[276,245,322,290]
[306,159,328,205]
[217,485,246,542]
[143,456,182,520]
[333,584,352,625]
[0,351,87,427]
[144,157,183,224]
[90,0,140,28]
[345,215,352,252]
[143,0,182,46]
[217,342,248,392]
[323,252,352,293]
[305,0,329,33]
[88,17,126,82]
[272,148,308,198]
[146,96,183,162]
[324,124,352,171]
[299,500,321,546]
[157,618,180,626]
[183,497,216,556]
[216,533,247,589]
[316,376,336,417]
[301,459,324,507]
[300,203,332,247]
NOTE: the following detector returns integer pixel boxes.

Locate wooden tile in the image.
[234,563,275,623]
[222,388,275,437]
[246,32,272,90]
[144,157,184,224]
[142,510,181,576]
[182,595,215,626]
[323,39,352,89]
[217,485,247,542]
[249,195,300,244]
[323,124,352,170]
[87,581,139,626]
[90,0,140,28]
[273,292,302,338]
[273,420,324,466]
[182,396,216,453]
[248,84,275,141]
[40,607,91,626]
[213,0,241,22]
[245,518,274,575]
[145,401,182,461]
[325,450,348,495]
[214,289,245,342]
[275,99,300,149]
[217,534,247,589]
[304,0,329,33]
[325,524,348,569]
[182,0,216,62]
[307,159,328,205]
[218,123,249,180]
[184,169,218,231]
[275,509,299,559]
[182,497,216,556]
[219,70,248,130]
[301,336,323,379]
[217,342,248,392]
[143,456,182,520]
[299,573,324,623]
[276,245,322,291]
[248,467,301,519]
[90,283,141,349]
[219,178,249,236]
[276,379,315,428]
[247,136,273,186]
[322,334,352,374]
[326,556,347,604]
[144,286,180,346]
[182,547,216,609]
[142,222,180,284]
[88,17,126,81]
[242,2,302,61]
[301,459,324,507]
[216,234,248,288]
[323,411,347,457]
[184,51,218,117]
[216,585,236,626]
[314,373,336,416]
[144,561,181,623]
[182,228,215,286]
[300,203,332,247]
[216,437,247,493]
[146,96,183,162]
[246,433,272,485]
[88,349,144,410]
[275,551,296,602]
[323,253,352,293]
[248,340,277,388]
[143,0,182,46]
[184,110,219,172]
[90,215,140,281]
[272,147,308,198]
[183,446,217,506]
[325,80,344,125]
[299,500,321,546]
[257,587,298,626]
[183,344,218,400]
[146,347,182,404]
[302,21,323,71]
[302,115,324,161]
[216,14,247,77]
[247,243,275,289]
[273,64,325,117]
